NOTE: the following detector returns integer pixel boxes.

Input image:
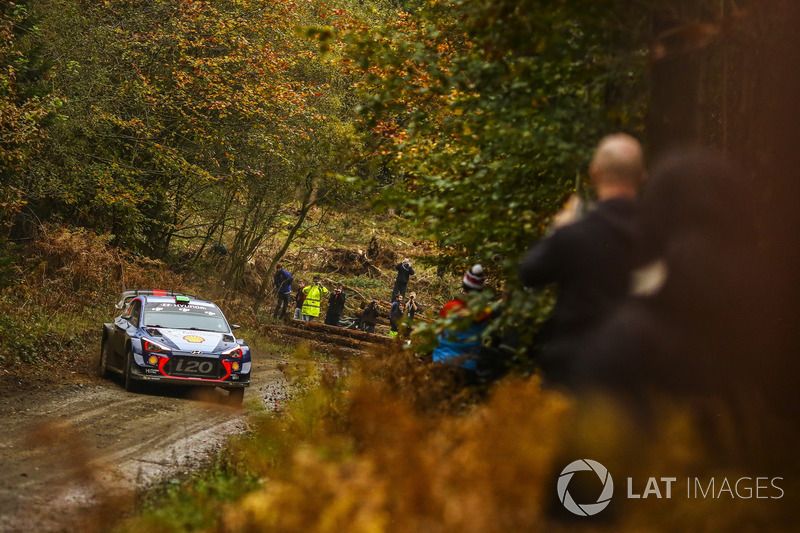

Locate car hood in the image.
[158,329,227,352]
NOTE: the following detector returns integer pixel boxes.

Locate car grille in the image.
[165,356,225,378]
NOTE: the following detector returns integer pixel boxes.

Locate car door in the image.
[112,298,142,367]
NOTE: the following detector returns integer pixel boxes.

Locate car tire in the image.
[228,388,244,405]
[124,347,142,393]
[99,339,112,378]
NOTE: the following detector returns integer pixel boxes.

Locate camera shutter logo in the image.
[557,459,614,516]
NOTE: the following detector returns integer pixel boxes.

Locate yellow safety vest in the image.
[301,285,329,317]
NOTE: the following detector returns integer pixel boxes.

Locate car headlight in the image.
[221,345,243,359]
[143,338,172,354]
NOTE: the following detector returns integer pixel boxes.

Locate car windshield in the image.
[143,301,230,333]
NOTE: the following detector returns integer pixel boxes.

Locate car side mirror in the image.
[121,315,131,321]
[231,324,241,330]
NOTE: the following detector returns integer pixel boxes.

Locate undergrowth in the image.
[118,451,262,533]
[0,225,190,372]
[115,345,799,533]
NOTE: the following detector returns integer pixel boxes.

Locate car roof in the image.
[143,295,218,308]
[116,289,207,310]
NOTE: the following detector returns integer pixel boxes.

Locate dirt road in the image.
[0,350,288,533]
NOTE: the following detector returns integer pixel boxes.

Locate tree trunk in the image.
[252,173,316,314]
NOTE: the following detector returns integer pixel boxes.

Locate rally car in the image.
[99,290,250,403]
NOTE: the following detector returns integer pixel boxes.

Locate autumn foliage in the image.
[113,346,799,533]
[0,225,185,370]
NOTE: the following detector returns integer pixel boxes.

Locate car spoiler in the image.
[115,289,197,310]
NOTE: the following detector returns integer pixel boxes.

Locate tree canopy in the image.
[331,0,651,276]
[5,0,383,277]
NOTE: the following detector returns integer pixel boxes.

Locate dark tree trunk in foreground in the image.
[648,0,800,415]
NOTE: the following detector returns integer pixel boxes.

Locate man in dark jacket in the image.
[325,283,347,326]
[391,258,415,302]
[518,133,645,385]
[571,149,762,409]
[389,294,405,337]
[359,299,380,333]
[272,264,294,319]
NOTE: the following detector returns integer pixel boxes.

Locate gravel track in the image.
[0,350,287,533]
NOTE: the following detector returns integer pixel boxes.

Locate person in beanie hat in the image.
[431,264,491,383]
[462,264,485,291]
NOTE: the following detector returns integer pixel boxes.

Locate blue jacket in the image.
[432,322,487,371]
[431,298,488,371]
[273,269,294,294]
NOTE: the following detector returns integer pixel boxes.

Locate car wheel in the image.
[228,388,244,405]
[99,339,112,378]
[124,347,141,393]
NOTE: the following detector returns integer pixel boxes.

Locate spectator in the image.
[518,133,645,385]
[325,283,347,327]
[432,264,490,383]
[404,292,419,338]
[391,258,415,302]
[272,264,294,319]
[406,292,419,320]
[389,294,405,337]
[360,299,380,334]
[293,282,306,320]
[301,277,329,322]
[572,148,761,408]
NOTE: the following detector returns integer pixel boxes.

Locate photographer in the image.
[404,292,419,338]
[406,292,418,319]
[391,258,415,302]
[360,299,380,333]
[325,283,347,327]
[301,276,329,322]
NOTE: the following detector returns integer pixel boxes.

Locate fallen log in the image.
[283,318,394,345]
[282,325,378,351]
[260,324,373,357]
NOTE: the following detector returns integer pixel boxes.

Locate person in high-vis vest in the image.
[301,277,329,321]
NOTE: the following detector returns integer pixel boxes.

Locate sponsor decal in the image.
[183,335,205,343]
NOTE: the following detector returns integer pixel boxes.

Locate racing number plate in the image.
[170,356,220,378]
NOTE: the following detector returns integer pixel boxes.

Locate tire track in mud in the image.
[0,351,286,533]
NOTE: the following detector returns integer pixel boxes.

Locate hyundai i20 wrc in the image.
[100,290,250,403]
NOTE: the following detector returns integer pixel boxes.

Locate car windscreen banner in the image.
[144,302,230,334]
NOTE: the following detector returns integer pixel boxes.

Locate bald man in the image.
[518,133,645,385]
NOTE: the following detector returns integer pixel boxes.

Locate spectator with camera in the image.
[325,283,347,327]
[301,276,329,322]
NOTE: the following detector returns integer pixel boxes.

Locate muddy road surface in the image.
[0,350,288,533]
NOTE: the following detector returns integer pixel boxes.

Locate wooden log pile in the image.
[269,317,398,356]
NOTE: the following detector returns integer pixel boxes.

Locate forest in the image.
[2,0,799,531]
